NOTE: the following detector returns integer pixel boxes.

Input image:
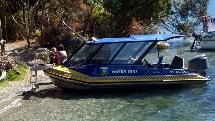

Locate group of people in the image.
[49,44,67,65]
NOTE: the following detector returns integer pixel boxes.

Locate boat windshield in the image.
[70,44,100,63]
[69,41,153,65]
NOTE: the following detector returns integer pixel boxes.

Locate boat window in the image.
[88,43,123,64]
[70,42,153,65]
[111,42,152,64]
[106,43,124,61]
[70,44,100,63]
[144,46,161,64]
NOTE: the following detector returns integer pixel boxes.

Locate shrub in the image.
[0,62,28,87]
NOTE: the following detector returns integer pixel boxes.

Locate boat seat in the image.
[169,56,184,69]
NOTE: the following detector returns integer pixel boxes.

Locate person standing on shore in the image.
[56,44,67,63]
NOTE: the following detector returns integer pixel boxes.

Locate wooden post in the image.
[0,19,2,56]
[0,39,6,56]
[0,19,6,56]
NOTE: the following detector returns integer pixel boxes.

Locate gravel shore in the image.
[0,40,53,104]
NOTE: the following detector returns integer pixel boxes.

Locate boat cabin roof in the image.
[87,34,184,44]
[66,34,185,66]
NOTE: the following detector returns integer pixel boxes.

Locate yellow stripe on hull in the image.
[44,66,209,83]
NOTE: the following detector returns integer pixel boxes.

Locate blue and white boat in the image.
[190,31,215,50]
[199,31,215,49]
[44,34,210,89]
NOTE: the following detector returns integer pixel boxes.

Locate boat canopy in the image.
[87,34,185,44]
[68,34,185,65]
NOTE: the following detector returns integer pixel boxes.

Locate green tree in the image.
[102,0,171,36]
[0,0,210,46]
[163,0,209,34]
[0,0,41,47]
[38,0,87,46]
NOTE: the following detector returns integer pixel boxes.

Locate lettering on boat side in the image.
[170,70,187,74]
[111,69,138,74]
[152,71,160,74]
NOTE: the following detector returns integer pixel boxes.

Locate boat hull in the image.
[200,40,215,49]
[44,69,209,89]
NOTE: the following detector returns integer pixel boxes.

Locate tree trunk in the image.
[40,7,44,46]
[0,19,2,40]
[3,2,8,42]
[26,0,31,48]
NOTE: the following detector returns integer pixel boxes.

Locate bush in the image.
[0,63,28,87]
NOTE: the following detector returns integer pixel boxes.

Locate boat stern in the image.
[188,54,209,77]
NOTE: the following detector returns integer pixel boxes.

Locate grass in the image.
[0,62,29,87]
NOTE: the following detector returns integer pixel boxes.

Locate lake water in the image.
[51,2,215,120]
[1,1,215,121]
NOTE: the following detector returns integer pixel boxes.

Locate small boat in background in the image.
[200,31,215,49]
[190,31,215,50]
[190,15,215,50]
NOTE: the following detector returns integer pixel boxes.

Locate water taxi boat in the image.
[43,34,210,89]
